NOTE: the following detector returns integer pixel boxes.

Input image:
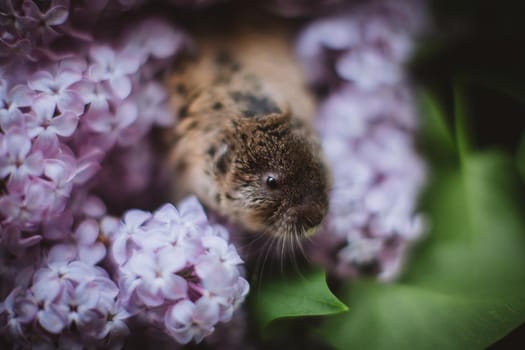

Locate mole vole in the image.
[165,20,330,241]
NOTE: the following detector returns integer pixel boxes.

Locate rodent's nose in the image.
[290,204,325,229]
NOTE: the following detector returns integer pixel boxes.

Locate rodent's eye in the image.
[265,175,278,189]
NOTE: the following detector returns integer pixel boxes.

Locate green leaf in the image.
[318,151,525,350]
[251,269,348,329]
[418,90,456,157]
[453,82,472,162]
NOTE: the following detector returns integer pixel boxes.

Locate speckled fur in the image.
[165,24,330,238]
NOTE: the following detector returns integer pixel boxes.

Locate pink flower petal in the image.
[24,152,44,176]
[48,243,77,263]
[57,91,84,115]
[116,101,138,128]
[159,247,186,273]
[32,96,56,122]
[75,219,99,245]
[84,110,112,133]
[78,242,106,265]
[9,84,33,107]
[166,299,193,326]
[31,279,61,303]
[72,160,100,185]
[123,209,151,229]
[43,158,69,183]
[45,6,69,26]
[193,296,220,327]
[28,71,55,93]
[5,128,31,159]
[37,306,67,334]
[127,252,155,280]
[161,274,187,301]
[109,75,132,99]
[50,111,78,136]
[89,45,115,67]
[117,54,141,75]
[33,132,59,156]
[136,284,164,307]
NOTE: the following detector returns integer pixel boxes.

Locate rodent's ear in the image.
[258,105,292,124]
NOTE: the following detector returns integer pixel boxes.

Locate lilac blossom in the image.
[0,0,153,62]
[0,17,185,255]
[0,85,33,130]
[0,127,43,191]
[19,1,69,45]
[87,45,141,100]
[0,260,129,348]
[296,1,428,281]
[296,0,426,90]
[111,197,249,345]
[27,68,85,115]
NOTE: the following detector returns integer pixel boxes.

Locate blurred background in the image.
[416,1,525,347]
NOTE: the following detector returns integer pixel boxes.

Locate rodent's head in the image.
[209,111,330,239]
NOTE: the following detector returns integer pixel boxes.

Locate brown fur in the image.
[164,21,330,238]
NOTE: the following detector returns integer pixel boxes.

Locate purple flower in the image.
[122,18,189,64]
[20,0,69,44]
[164,298,219,344]
[0,84,33,131]
[0,179,51,230]
[28,68,85,116]
[31,261,93,303]
[296,0,428,281]
[88,45,141,99]
[1,258,128,346]
[96,299,130,339]
[123,248,188,306]
[118,81,173,145]
[111,198,249,345]
[311,88,427,280]
[26,97,79,155]
[0,287,37,337]
[111,209,151,266]
[83,100,138,150]
[0,126,43,190]
[336,47,403,90]
[48,218,107,265]
[296,1,425,90]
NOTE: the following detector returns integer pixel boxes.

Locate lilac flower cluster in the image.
[0,0,158,62]
[296,0,426,90]
[111,197,249,345]
[0,260,129,349]
[0,189,130,348]
[0,18,185,256]
[297,0,428,280]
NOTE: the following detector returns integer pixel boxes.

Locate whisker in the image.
[252,233,274,293]
[256,231,278,293]
[280,233,287,275]
[295,229,310,264]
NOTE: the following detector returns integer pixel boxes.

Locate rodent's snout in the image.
[288,202,326,231]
